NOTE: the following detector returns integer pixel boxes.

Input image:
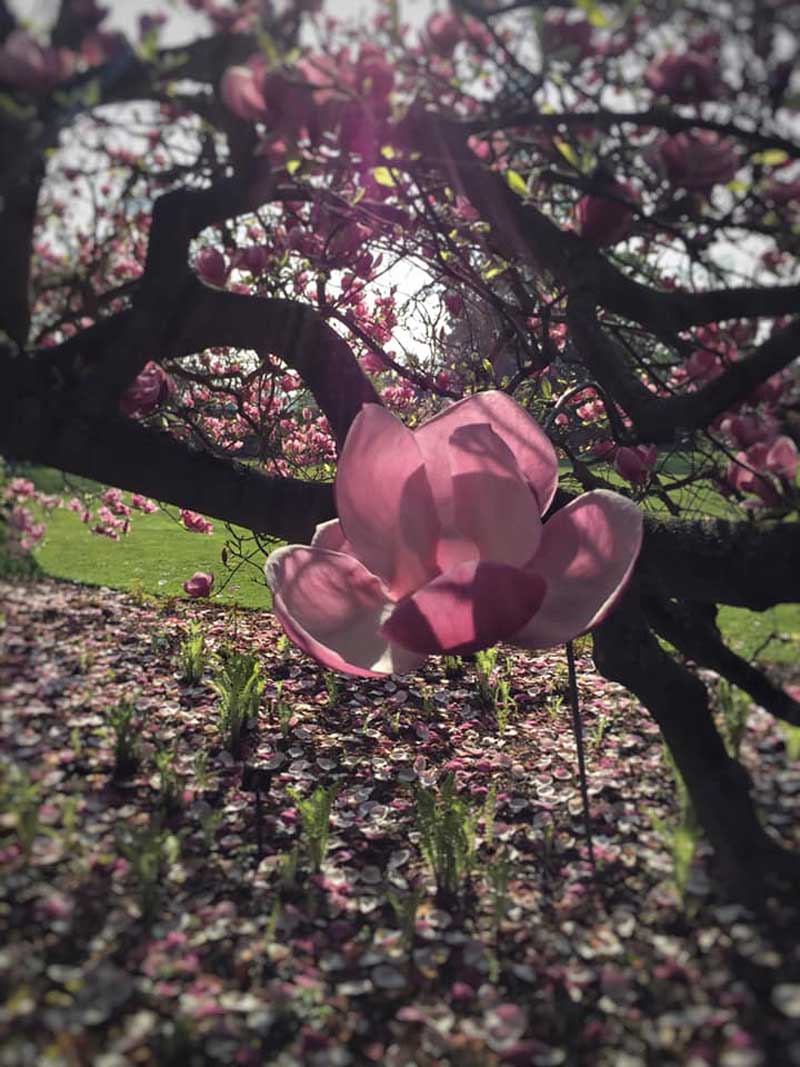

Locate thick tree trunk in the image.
[593,584,800,906]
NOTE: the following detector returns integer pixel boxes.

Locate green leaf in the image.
[482,260,509,280]
[285,158,301,176]
[575,0,610,27]
[0,93,34,120]
[257,30,281,67]
[751,149,789,166]
[555,139,581,170]
[81,78,101,109]
[372,166,396,187]
[504,169,528,197]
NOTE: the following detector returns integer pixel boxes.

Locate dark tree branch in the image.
[486,106,800,158]
[643,596,800,726]
[638,511,800,610]
[39,284,381,450]
[0,352,333,542]
[401,110,800,338]
[593,585,800,903]
[567,301,800,443]
[37,174,380,448]
[0,0,14,41]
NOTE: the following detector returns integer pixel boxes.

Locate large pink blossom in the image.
[220,57,268,121]
[0,31,74,95]
[654,131,739,191]
[540,8,594,57]
[119,361,172,418]
[575,179,637,247]
[725,436,798,507]
[614,445,657,486]
[645,50,721,103]
[183,571,214,598]
[266,392,643,677]
[424,12,464,56]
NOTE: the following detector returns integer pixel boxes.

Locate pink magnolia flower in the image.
[645,50,721,103]
[0,30,74,95]
[721,414,778,449]
[119,361,171,418]
[194,247,227,287]
[220,59,267,121]
[424,12,464,56]
[764,435,798,481]
[232,245,269,274]
[684,348,724,382]
[575,180,637,247]
[614,445,657,486]
[131,493,158,513]
[654,131,739,191]
[540,8,594,57]
[725,436,797,507]
[265,392,643,676]
[4,477,35,499]
[180,509,214,534]
[183,571,214,598]
[763,177,800,206]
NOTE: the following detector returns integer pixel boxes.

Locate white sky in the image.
[9,0,437,43]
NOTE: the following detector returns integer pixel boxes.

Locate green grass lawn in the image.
[6,465,799,666]
[35,506,271,609]
[11,466,272,609]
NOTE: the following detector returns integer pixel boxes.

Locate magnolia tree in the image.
[2,0,800,901]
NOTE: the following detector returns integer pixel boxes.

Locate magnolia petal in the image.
[513,490,643,649]
[415,390,559,514]
[381,560,546,655]
[265,545,424,677]
[310,518,353,554]
[335,404,441,599]
[220,65,267,121]
[434,422,542,570]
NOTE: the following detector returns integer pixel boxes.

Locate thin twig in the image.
[566,640,595,873]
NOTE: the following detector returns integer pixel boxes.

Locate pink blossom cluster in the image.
[131,493,158,513]
[721,420,798,509]
[101,487,132,518]
[4,477,36,499]
[221,43,398,165]
[180,509,214,535]
[423,11,492,56]
[8,505,46,551]
[92,506,130,540]
[2,478,64,552]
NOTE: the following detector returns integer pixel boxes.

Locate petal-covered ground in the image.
[1,578,799,1067]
